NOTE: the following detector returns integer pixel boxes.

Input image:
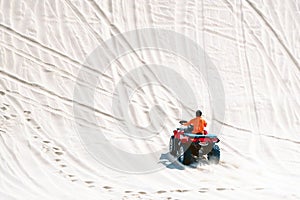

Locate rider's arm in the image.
[204,120,207,127]
[183,119,193,126]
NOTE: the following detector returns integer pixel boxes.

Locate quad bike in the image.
[169,120,220,165]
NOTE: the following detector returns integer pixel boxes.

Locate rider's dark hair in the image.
[196,110,202,117]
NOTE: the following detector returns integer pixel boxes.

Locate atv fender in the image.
[180,136,189,143]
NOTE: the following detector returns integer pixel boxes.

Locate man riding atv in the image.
[183,110,207,134]
[169,110,220,165]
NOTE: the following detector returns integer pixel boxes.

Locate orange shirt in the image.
[184,117,207,134]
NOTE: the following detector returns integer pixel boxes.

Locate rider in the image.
[183,110,207,134]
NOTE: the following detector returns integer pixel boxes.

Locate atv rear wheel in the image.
[177,143,192,165]
[207,145,220,164]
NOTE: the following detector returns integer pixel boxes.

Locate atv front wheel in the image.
[169,136,176,156]
[207,145,220,164]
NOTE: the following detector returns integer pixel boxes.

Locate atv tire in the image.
[177,143,192,165]
[207,144,220,164]
[169,136,176,156]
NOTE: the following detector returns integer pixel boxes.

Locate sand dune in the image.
[0,0,300,199]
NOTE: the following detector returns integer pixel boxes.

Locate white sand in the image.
[1,0,300,199]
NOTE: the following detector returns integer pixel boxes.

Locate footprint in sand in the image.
[198,188,209,193]
[85,181,94,184]
[103,186,112,190]
[255,188,264,190]
[23,111,32,122]
[172,189,189,193]
[0,91,5,95]
[85,181,95,187]
[157,190,167,194]
[216,188,234,191]
[138,191,147,195]
[55,151,64,156]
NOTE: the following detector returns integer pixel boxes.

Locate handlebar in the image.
[179,120,187,125]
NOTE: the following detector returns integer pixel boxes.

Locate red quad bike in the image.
[169,120,220,165]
